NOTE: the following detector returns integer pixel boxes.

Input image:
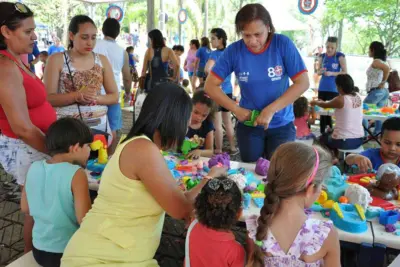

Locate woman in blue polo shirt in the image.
[205,3,309,162]
[317,36,347,134]
[205,28,237,155]
[195,37,211,84]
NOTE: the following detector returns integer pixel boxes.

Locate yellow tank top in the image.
[61,135,165,267]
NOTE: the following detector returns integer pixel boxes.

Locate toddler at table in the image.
[346,117,400,172]
[246,142,340,267]
[21,118,92,267]
[186,90,216,159]
[185,176,245,267]
[294,96,316,140]
[311,74,364,150]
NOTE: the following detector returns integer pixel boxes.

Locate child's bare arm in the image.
[71,169,92,224]
[21,187,30,214]
[345,154,373,172]
[323,228,341,267]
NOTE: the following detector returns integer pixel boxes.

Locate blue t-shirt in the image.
[187,119,215,144]
[28,42,40,72]
[48,45,65,56]
[318,52,345,93]
[196,47,211,68]
[128,54,135,67]
[211,34,307,129]
[25,160,80,253]
[209,50,233,94]
[361,148,400,170]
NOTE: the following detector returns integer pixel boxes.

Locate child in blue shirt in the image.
[195,37,211,83]
[186,90,216,159]
[346,117,400,172]
[21,118,93,267]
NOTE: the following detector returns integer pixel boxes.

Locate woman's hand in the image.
[378,82,386,89]
[80,86,98,103]
[310,99,320,106]
[233,106,251,122]
[207,166,228,178]
[254,107,275,130]
[187,149,202,160]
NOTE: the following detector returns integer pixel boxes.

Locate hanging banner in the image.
[298,0,318,15]
[106,5,124,22]
[178,8,188,24]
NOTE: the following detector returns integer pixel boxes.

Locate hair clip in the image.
[208,178,234,191]
[255,240,263,247]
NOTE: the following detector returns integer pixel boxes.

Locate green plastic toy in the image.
[181,139,199,155]
[244,110,261,127]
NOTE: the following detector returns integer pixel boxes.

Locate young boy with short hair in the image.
[346,117,400,172]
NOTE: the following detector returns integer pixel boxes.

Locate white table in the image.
[87,156,374,245]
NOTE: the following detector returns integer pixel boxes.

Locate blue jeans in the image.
[237,122,296,162]
[362,88,390,135]
[107,103,122,131]
[320,133,363,150]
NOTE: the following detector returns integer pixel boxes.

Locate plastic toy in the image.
[365,206,383,219]
[385,224,396,233]
[376,163,400,180]
[339,196,349,204]
[253,197,264,208]
[227,173,246,190]
[181,139,200,155]
[246,171,261,188]
[90,134,108,164]
[347,173,376,187]
[86,160,106,179]
[344,184,372,211]
[255,157,270,176]
[317,190,328,204]
[370,196,396,210]
[324,166,349,201]
[250,191,266,198]
[368,171,400,200]
[322,200,335,209]
[330,203,368,233]
[257,184,265,192]
[244,110,260,127]
[379,210,399,225]
[166,159,176,170]
[243,193,251,209]
[208,153,230,169]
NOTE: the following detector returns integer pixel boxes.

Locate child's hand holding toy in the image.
[187,149,202,160]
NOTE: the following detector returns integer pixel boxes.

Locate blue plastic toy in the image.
[365,207,383,220]
[253,197,264,208]
[166,159,176,170]
[330,203,368,233]
[246,172,261,187]
[243,193,251,209]
[87,159,106,179]
[323,166,349,201]
[379,210,399,225]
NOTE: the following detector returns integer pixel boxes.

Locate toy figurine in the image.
[90,134,108,164]
[368,172,400,200]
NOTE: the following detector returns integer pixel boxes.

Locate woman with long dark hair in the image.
[363,41,390,136]
[0,2,57,252]
[141,29,180,90]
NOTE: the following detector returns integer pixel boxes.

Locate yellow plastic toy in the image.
[90,135,108,164]
[354,204,366,220]
[322,200,335,209]
[332,202,344,219]
[317,190,328,204]
[182,176,191,184]
[250,192,266,198]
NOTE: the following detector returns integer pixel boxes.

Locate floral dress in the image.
[246,215,333,267]
[56,52,107,124]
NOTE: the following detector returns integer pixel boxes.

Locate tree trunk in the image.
[159,0,165,34]
[203,0,208,37]
[337,19,343,51]
[61,0,70,47]
[147,0,155,33]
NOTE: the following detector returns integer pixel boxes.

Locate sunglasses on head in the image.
[1,3,29,27]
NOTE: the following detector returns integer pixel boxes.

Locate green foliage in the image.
[322,0,400,56]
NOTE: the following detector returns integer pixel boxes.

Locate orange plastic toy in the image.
[339,196,348,203]
[381,107,396,114]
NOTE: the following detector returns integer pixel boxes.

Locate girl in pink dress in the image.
[184,39,200,92]
[246,142,340,267]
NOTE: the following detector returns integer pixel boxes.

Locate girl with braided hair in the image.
[246,142,340,266]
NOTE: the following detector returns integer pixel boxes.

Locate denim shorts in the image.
[107,103,122,131]
[236,121,296,162]
[188,71,194,77]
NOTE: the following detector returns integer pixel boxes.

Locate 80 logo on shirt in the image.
[267,65,283,81]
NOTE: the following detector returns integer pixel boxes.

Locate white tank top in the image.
[94,38,125,92]
[333,94,364,140]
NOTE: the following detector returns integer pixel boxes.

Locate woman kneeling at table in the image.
[61,83,226,267]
